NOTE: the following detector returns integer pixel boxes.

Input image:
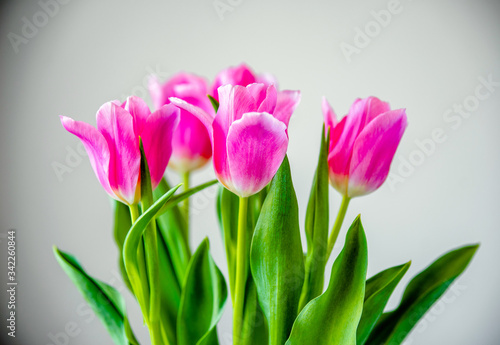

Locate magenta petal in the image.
[256,84,278,114]
[257,73,278,88]
[217,84,257,129]
[125,96,151,137]
[96,102,140,204]
[347,109,408,197]
[226,112,288,197]
[212,118,234,193]
[211,63,257,101]
[141,104,180,189]
[273,90,301,127]
[169,107,212,172]
[168,97,214,142]
[322,97,337,131]
[364,96,391,125]
[246,83,267,108]
[60,116,114,199]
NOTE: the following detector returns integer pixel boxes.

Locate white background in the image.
[1,0,499,344]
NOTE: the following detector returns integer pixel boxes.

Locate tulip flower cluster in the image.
[55,63,478,345]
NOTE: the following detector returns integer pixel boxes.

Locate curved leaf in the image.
[366,244,479,345]
[112,200,133,292]
[250,156,304,345]
[155,178,191,285]
[357,261,411,345]
[53,247,139,345]
[177,238,228,345]
[300,126,330,310]
[122,183,181,315]
[217,186,269,344]
[285,216,368,345]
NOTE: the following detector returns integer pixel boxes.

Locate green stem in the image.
[141,197,161,344]
[233,196,248,345]
[127,204,150,319]
[182,171,190,247]
[326,196,351,260]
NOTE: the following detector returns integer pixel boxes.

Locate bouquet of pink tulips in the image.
[55,64,478,345]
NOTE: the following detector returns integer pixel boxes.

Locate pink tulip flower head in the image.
[149,72,214,173]
[323,96,407,198]
[210,63,277,101]
[60,96,180,205]
[170,83,301,197]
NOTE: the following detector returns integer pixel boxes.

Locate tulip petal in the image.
[364,96,391,125]
[60,116,114,198]
[170,107,212,173]
[212,118,234,192]
[327,116,348,194]
[256,84,278,114]
[124,96,151,137]
[347,109,408,197]
[141,104,180,189]
[211,63,257,101]
[322,97,337,131]
[96,102,140,204]
[274,90,301,127]
[329,97,387,179]
[168,97,214,142]
[217,85,257,133]
[257,73,278,88]
[226,112,288,197]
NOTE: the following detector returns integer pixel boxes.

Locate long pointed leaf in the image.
[177,238,227,345]
[112,200,133,292]
[285,216,368,345]
[300,126,330,310]
[366,244,479,345]
[357,262,411,345]
[53,247,139,345]
[250,156,304,345]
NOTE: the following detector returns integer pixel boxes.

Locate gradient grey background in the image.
[1,0,499,344]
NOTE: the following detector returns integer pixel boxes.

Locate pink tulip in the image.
[210,63,277,101]
[323,96,407,198]
[60,96,180,205]
[170,83,301,197]
[149,72,214,173]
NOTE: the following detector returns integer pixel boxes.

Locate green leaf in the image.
[53,247,139,345]
[250,156,304,345]
[177,238,228,345]
[155,178,191,285]
[122,183,181,316]
[285,216,368,345]
[158,179,219,216]
[208,94,219,112]
[238,278,269,345]
[217,186,269,345]
[112,200,133,292]
[299,126,330,310]
[366,244,479,345]
[216,186,239,300]
[156,223,182,345]
[357,262,411,345]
